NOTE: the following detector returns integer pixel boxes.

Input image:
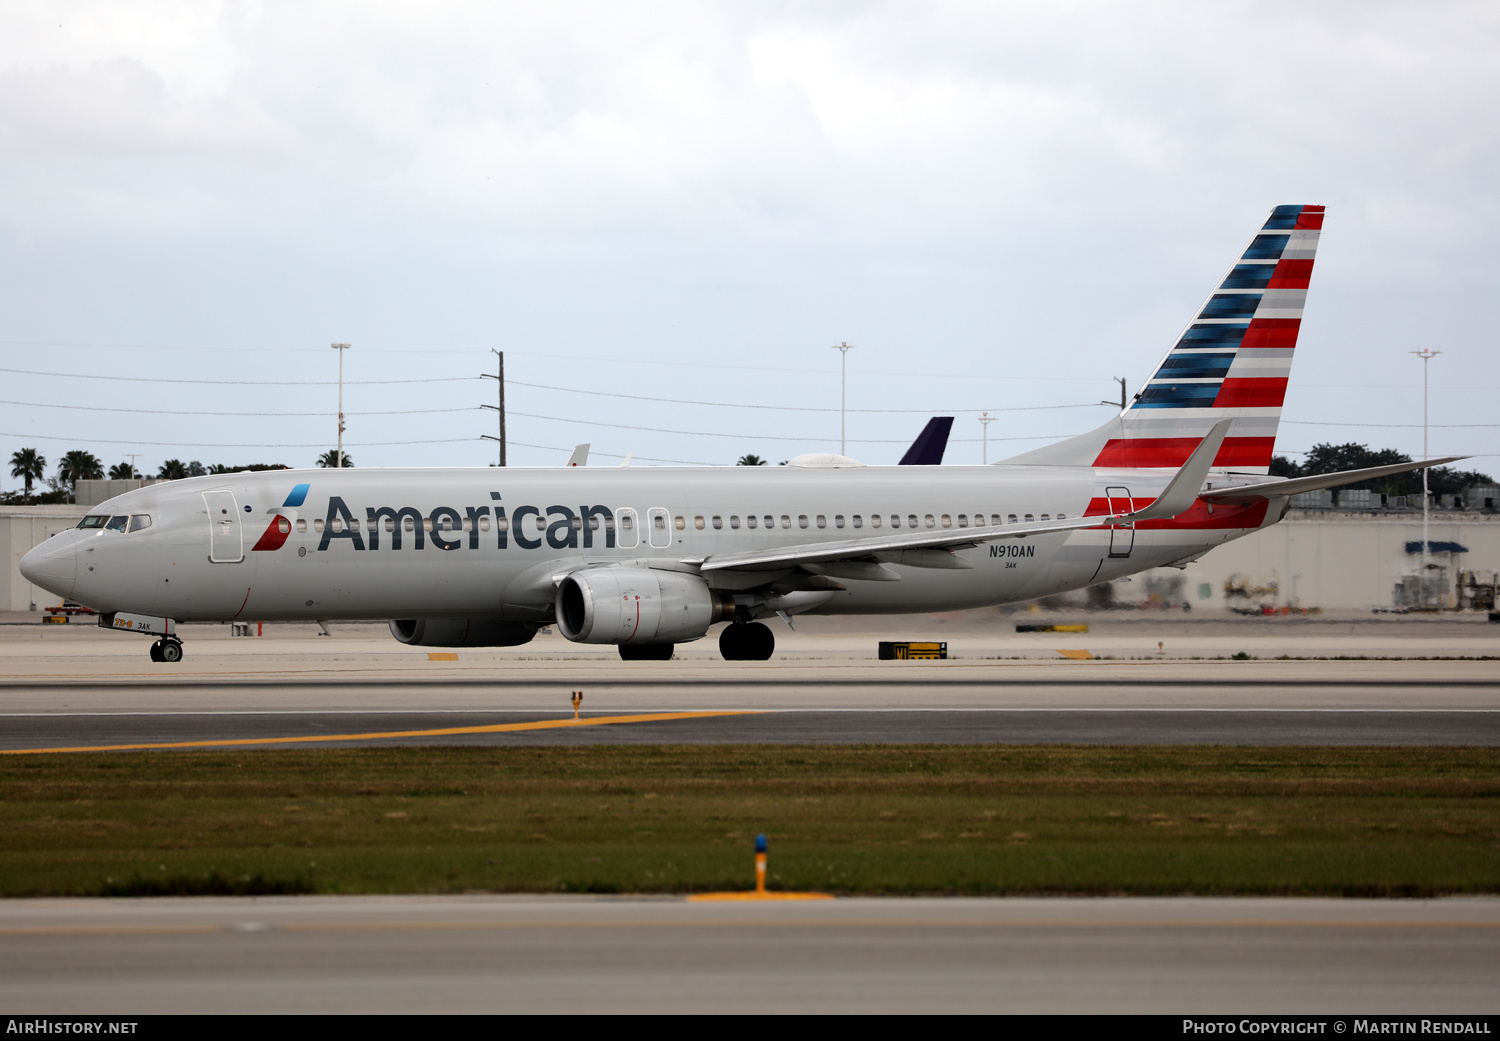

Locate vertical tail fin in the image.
[1002,205,1323,473]
[898,417,954,465]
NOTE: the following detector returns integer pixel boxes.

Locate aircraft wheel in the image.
[149,641,164,662]
[720,622,774,661]
[618,643,674,662]
[159,639,184,663]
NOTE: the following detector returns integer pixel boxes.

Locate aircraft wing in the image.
[698,421,1231,574]
[1202,456,1465,503]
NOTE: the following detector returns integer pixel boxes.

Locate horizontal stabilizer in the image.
[1203,457,1465,502]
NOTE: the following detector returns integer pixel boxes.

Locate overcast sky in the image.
[2,1,1496,480]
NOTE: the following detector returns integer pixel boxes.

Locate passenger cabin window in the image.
[1040,514,1050,521]
[1024,514,1034,522]
[729,515,740,529]
[1006,514,1017,524]
[274,517,290,535]
[957,515,968,527]
[852,515,862,528]
[765,515,775,528]
[654,514,667,532]
[780,515,791,529]
[908,515,918,528]
[747,516,757,529]
[694,516,705,530]
[973,513,985,526]
[834,515,845,528]
[674,516,686,531]
[816,515,826,529]
[941,514,951,528]
[480,515,491,532]
[870,515,880,528]
[620,515,633,532]
[314,519,326,533]
[711,516,722,530]
[297,519,308,533]
[798,515,808,529]
[924,515,935,528]
[77,515,107,529]
[104,515,128,532]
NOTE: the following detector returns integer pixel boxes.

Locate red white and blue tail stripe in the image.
[1003,205,1322,474]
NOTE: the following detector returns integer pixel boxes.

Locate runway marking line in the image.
[0,711,760,755]
[1,917,1498,938]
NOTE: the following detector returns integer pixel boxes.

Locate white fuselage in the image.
[21,464,1280,629]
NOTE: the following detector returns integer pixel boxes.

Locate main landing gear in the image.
[618,643,674,661]
[719,621,774,661]
[149,638,184,663]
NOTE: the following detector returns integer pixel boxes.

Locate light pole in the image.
[331,343,351,467]
[1411,348,1441,597]
[830,341,856,455]
[979,412,995,465]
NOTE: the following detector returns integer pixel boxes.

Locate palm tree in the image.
[737,454,768,466]
[317,450,353,468]
[57,450,103,495]
[108,462,137,479]
[9,448,45,494]
[157,459,189,480]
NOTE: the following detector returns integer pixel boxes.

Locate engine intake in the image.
[555,568,734,645]
[388,618,539,648]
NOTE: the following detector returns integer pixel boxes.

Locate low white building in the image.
[1,506,87,611]
[1139,509,1500,612]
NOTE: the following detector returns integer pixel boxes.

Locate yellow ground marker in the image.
[1055,649,1096,660]
[427,652,459,661]
[1,711,758,756]
[1050,624,1089,633]
[688,833,833,902]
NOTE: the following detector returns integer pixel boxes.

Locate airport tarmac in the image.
[2,611,1498,749]
[1,895,1495,1013]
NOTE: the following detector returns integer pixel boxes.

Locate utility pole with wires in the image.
[1101,377,1127,410]
[830,341,856,455]
[979,412,995,465]
[481,349,506,466]
[330,343,351,467]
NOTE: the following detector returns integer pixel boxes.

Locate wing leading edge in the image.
[698,422,1232,575]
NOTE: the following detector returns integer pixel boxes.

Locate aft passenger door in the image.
[202,490,245,563]
[1105,486,1134,559]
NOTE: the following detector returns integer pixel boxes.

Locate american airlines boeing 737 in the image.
[20,205,1457,662]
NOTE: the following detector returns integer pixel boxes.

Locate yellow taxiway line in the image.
[0,711,759,755]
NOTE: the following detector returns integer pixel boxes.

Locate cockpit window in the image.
[128,515,152,532]
[104,516,129,532]
[77,515,107,529]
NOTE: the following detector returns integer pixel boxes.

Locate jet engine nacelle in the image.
[555,567,735,645]
[389,618,539,648]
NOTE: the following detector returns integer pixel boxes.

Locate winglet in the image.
[1120,419,1230,522]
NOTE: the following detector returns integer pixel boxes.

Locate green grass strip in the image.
[0,745,1496,898]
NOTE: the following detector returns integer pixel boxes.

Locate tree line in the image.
[4,448,354,505]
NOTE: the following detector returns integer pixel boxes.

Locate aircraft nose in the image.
[19,530,79,600]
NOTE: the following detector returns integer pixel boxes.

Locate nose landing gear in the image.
[149,638,184,663]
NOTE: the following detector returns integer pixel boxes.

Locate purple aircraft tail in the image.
[899,417,954,465]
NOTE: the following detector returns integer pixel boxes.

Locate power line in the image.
[0,400,477,418]
[506,378,1108,414]
[0,367,474,386]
